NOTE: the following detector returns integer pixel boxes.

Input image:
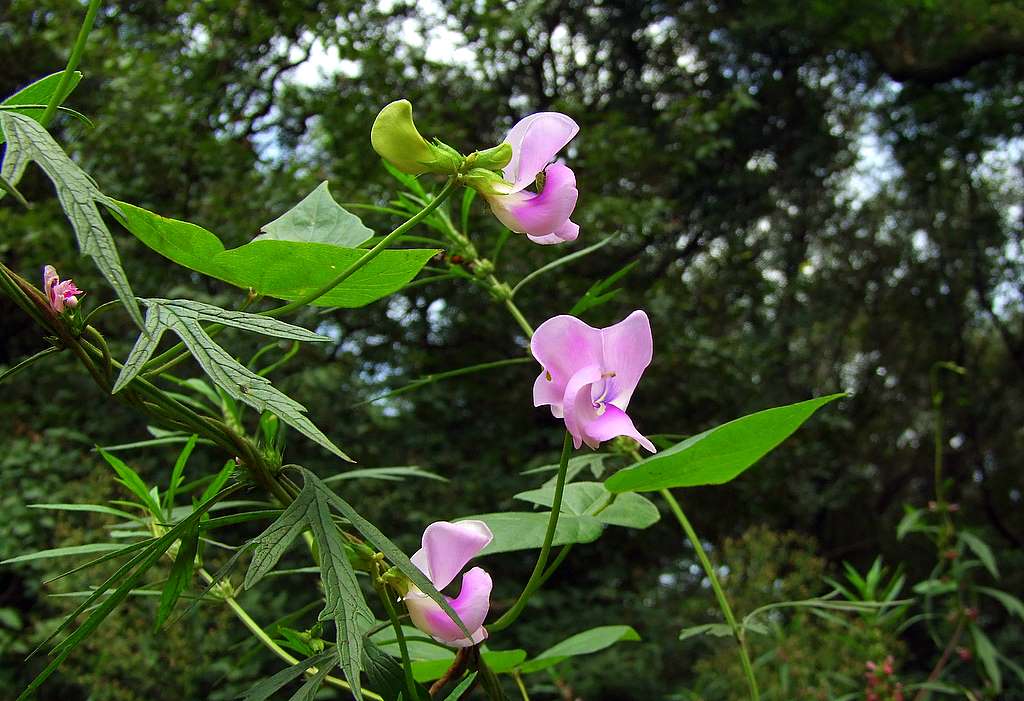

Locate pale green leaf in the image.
[321,466,447,484]
[960,531,999,579]
[0,112,143,328]
[0,70,83,145]
[605,394,845,493]
[259,181,373,247]
[244,485,315,590]
[677,623,734,641]
[971,624,1002,691]
[28,503,138,521]
[97,448,163,517]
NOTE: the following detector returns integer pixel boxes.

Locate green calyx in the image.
[371,99,463,175]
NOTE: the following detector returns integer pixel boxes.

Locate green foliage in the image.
[463,512,604,555]
[258,181,373,247]
[605,394,846,492]
[113,200,437,308]
[0,111,143,328]
[518,625,640,674]
[113,297,348,461]
[513,481,660,529]
[0,70,82,145]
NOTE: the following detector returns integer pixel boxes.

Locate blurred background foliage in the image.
[1,0,1023,698]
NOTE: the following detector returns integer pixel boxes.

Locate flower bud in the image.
[42,265,83,314]
[461,167,513,198]
[371,100,462,175]
[470,142,513,172]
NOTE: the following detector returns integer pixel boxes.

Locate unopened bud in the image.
[371,100,462,175]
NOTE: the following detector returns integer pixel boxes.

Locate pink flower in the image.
[404,520,493,648]
[481,112,580,245]
[42,265,82,313]
[531,311,656,453]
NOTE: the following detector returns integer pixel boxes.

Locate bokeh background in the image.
[1,1,1023,699]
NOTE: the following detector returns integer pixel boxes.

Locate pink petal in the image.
[560,364,604,450]
[599,310,653,411]
[580,403,656,453]
[531,316,603,417]
[405,567,492,647]
[503,112,579,192]
[487,163,578,237]
[527,219,580,246]
[411,520,492,590]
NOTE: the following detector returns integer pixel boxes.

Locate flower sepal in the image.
[467,142,513,172]
[460,167,513,198]
[380,566,411,596]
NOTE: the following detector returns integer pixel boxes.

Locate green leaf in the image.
[244,485,316,590]
[677,623,734,641]
[0,172,29,207]
[970,624,1002,691]
[363,639,422,701]
[409,649,526,682]
[287,661,336,701]
[307,489,375,701]
[17,487,236,700]
[0,112,144,328]
[41,539,157,585]
[199,460,236,503]
[519,626,640,674]
[113,200,438,308]
[96,448,163,517]
[2,543,127,565]
[112,298,349,461]
[154,525,198,630]
[259,182,373,247]
[513,482,660,529]
[321,466,447,484]
[975,586,1024,620]
[960,531,999,579]
[28,503,139,521]
[301,469,471,640]
[522,454,612,486]
[896,506,926,540]
[913,579,958,596]
[240,650,335,701]
[459,512,604,555]
[605,394,845,493]
[442,671,477,701]
[164,434,197,514]
[569,259,639,316]
[0,70,83,145]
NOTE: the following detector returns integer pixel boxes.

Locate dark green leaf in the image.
[113,200,438,308]
[244,485,315,590]
[605,394,845,493]
[0,112,144,328]
[240,650,335,701]
[519,626,640,674]
[28,503,139,521]
[363,639,416,701]
[301,469,471,640]
[322,466,447,484]
[307,489,375,701]
[155,525,198,630]
[259,181,373,247]
[112,298,349,461]
[975,586,1024,620]
[677,623,734,642]
[286,659,336,701]
[971,624,1002,691]
[442,671,477,701]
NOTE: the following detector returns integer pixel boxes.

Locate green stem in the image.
[378,582,419,701]
[490,432,573,632]
[264,178,457,318]
[659,487,760,701]
[503,297,535,336]
[41,0,101,128]
[513,671,531,701]
[198,569,383,701]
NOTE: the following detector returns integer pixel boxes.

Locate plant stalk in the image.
[41,0,101,127]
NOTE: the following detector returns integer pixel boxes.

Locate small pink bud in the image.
[42,265,83,314]
[882,656,894,675]
[956,646,972,661]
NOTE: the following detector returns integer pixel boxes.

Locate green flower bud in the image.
[461,167,513,198]
[470,142,513,172]
[371,100,462,175]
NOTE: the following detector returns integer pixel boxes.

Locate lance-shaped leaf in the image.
[244,484,316,590]
[0,111,144,328]
[112,298,349,461]
[240,650,335,701]
[518,625,640,674]
[300,469,472,640]
[154,524,198,630]
[605,394,846,493]
[258,181,374,247]
[307,490,375,700]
